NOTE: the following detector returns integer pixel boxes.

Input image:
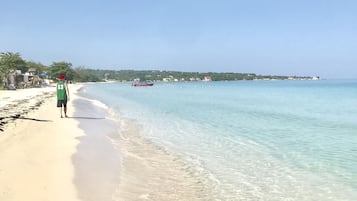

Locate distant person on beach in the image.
[56,74,70,118]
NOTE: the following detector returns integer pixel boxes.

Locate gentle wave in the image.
[79,80,357,200]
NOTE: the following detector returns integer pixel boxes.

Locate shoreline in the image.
[76,85,210,200]
[108,118,209,200]
[0,84,209,201]
[2,80,356,200]
[71,93,122,201]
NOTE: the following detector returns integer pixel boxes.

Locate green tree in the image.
[0,52,27,73]
[26,61,47,76]
[0,52,27,87]
[73,67,102,82]
[49,61,74,81]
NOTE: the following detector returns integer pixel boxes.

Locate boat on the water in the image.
[132,81,154,87]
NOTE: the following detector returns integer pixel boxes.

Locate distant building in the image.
[203,76,212,81]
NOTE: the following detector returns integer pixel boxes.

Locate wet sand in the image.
[109,119,210,201]
[71,96,122,201]
[75,87,210,200]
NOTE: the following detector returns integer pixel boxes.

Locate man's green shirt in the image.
[57,81,67,100]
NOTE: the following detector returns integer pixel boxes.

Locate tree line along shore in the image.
[0,51,318,89]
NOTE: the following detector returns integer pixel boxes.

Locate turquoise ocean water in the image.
[79,80,357,200]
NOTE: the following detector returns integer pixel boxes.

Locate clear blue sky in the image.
[1,0,356,79]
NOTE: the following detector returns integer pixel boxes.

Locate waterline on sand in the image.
[74,89,209,201]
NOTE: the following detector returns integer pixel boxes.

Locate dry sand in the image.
[0,85,83,201]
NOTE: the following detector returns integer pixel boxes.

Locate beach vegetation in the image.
[73,67,102,82]
[26,61,48,76]
[0,52,27,74]
[0,52,27,88]
[49,62,75,81]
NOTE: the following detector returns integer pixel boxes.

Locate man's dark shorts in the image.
[57,99,67,107]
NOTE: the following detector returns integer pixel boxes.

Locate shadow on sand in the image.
[0,115,52,122]
[0,115,52,132]
[18,117,52,122]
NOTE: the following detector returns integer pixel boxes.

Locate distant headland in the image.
[0,52,319,90]
[99,70,320,82]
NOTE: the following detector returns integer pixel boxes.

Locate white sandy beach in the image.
[0,85,83,201]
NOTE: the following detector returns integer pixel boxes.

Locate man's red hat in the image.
[59,74,65,80]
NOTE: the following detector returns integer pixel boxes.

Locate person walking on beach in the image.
[56,74,70,118]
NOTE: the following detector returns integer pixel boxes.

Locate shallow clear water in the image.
[79,80,357,200]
